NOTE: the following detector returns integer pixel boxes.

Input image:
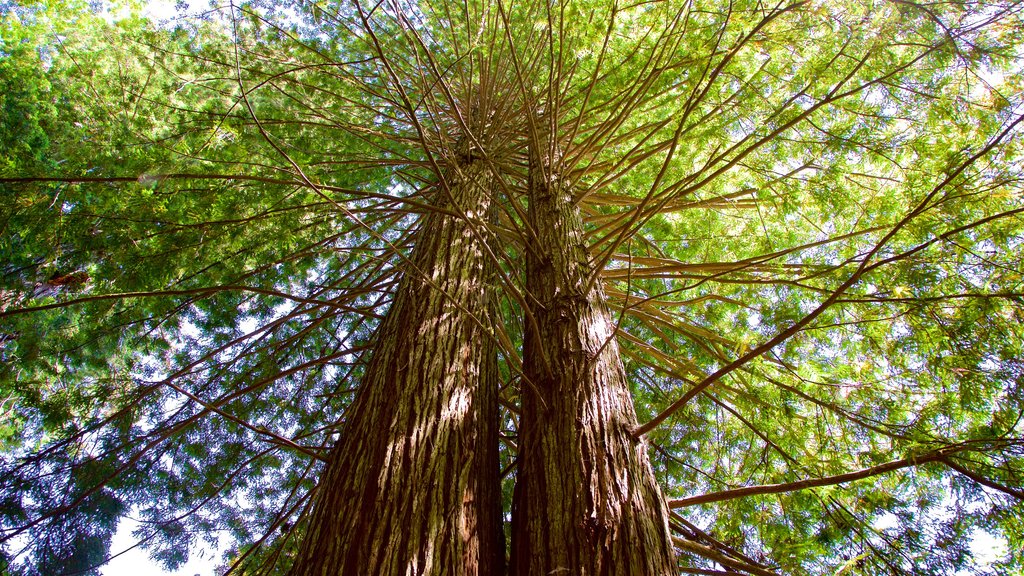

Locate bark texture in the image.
[511,141,676,575]
[289,160,503,576]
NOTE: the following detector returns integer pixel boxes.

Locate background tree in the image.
[2,0,1024,575]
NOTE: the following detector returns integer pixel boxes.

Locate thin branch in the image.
[669,444,967,508]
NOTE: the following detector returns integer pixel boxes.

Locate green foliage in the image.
[2,0,1024,574]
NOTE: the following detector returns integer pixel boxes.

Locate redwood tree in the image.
[288,157,504,575]
[511,119,675,574]
[3,0,1024,575]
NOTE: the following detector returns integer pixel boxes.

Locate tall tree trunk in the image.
[511,136,676,575]
[289,160,504,576]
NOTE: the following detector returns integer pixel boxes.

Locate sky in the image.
[102,516,221,576]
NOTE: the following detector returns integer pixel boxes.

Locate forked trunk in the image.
[511,140,676,575]
[289,161,503,576]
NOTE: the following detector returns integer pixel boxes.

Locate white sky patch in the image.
[100,0,213,24]
[140,0,180,20]
[238,315,259,335]
[102,516,222,576]
[967,529,1008,566]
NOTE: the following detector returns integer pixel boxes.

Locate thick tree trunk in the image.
[289,160,503,576]
[511,141,676,575]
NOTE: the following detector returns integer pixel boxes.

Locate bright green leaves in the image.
[1,3,392,572]
[0,49,55,176]
[2,0,1023,573]
[582,0,1024,573]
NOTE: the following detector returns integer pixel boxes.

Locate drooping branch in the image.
[942,457,1024,502]
[673,537,782,576]
[0,285,371,318]
[669,444,969,508]
[0,174,456,216]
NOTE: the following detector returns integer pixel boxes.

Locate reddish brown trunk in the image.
[511,141,675,575]
[289,161,503,576]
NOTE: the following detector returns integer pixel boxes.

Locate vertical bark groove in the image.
[511,137,675,575]
[289,161,503,576]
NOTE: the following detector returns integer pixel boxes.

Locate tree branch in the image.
[943,457,1024,502]
[669,445,966,508]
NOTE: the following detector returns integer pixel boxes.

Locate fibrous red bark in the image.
[289,160,503,576]
[510,133,676,575]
